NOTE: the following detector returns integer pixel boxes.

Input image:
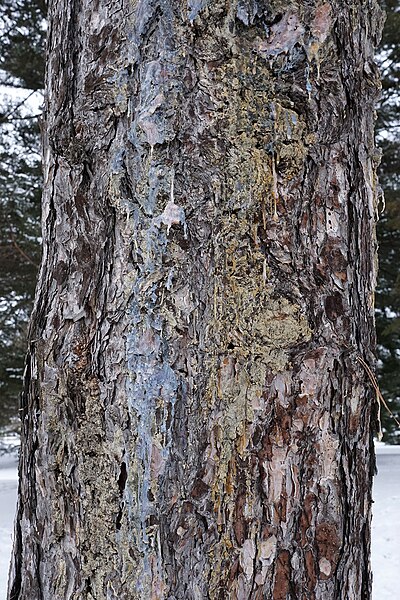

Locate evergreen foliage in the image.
[0,0,46,90]
[0,0,45,431]
[376,0,400,442]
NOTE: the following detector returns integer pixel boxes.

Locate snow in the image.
[0,450,18,599]
[372,443,400,599]
[0,442,398,596]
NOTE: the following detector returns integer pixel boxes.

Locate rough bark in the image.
[9,1,384,599]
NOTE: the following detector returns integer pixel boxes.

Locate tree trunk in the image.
[9,1,384,598]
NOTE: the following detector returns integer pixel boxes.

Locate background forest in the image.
[0,0,399,441]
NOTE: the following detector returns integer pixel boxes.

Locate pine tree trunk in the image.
[9,1,384,598]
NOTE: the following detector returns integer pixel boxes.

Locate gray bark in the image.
[9,1,383,599]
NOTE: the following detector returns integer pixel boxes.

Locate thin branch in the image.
[0,89,37,124]
[9,230,40,268]
[355,353,400,435]
[3,113,42,122]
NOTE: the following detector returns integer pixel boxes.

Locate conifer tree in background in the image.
[0,0,46,432]
[375,0,400,442]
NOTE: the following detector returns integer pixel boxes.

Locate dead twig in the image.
[355,353,400,440]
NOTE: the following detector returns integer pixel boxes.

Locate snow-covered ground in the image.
[0,443,398,598]
[0,448,18,599]
[372,442,400,599]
